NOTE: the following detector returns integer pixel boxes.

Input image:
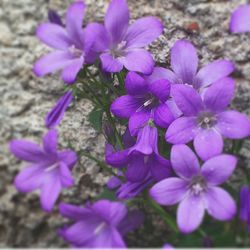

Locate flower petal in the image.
[150,177,188,205]
[129,110,151,136]
[230,4,250,33]
[105,147,129,168]
[171,144,200,180]
[58,150,77,169]
[203,77,235,112]
[195,60,235,88]
[177,194,205,234]
[107,176,122,190]
[149,79,171,102]
[166,117,198,144]
[59,162,74,187]
[205,187,236,220]
[45,91,74,129]
[61,56,84,84]
[33,51,75,77]
[122,50,154,74]
[9,140,45,162]
[36,23,71,49]
[43,129,58,155]
[170,40,198,84]
[154,103,175,129]
[100,53,124,73]
[194,129,223,161]
[125,17,163,48]
[201,154,237,185]
[111,95,140,118]
[216,110,250,139]
[171,84,203,116]
[125,71,148,95]
[66,1,85,48]
[105,0,129,44]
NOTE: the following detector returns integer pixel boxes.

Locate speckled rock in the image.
[0,0,250,247]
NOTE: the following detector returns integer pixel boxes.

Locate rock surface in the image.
[0,0,249,247]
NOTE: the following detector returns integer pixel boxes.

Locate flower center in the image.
[44,162,59,172]
[189,175,207,195]
[68,45,83,57]
[94,222,106,235]
[110,40,127,57]
[198,112,216,129]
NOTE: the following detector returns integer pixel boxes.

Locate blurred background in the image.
[0,0,250,247]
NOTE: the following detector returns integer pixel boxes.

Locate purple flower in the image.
[106,123,172,182]
[166,77,250,161]
[240,185,250,231]
[230,5,250,33]
[111,69,175,136]
[48,10,63,26]
[164,40,234,89]
[97,0,163,74]
[9,130,77,212]
[33,2,98,84]
[163,243,174,249]
[150,144,237,234]
[46,90,73,129]
[59,200,144,248]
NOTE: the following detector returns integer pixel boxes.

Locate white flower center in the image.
[68,45,83,57]
[198,112,216,129]
[189,175,207,195]
[44,163,59,172]
[110,40,127,57]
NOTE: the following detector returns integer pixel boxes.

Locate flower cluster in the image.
[9,0,250,248]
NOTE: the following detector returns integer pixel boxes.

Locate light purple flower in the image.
[166,77,250,161]
[9,130,77,212]
[164,40,234,90]
[111,69,175,136]
[97,0,163,74]
[33,2,98,84]
[150,144,237,234]
[46,90,73,129]
[230,5,250,33]
[59,200,144,248]
[240,185,250,231]
[106,123,172,182]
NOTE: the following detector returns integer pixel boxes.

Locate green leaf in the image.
[96,188,117,201]
[88,108,103,132]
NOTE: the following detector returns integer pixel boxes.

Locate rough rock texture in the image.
[0,0,250,247]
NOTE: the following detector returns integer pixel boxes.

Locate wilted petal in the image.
[150,177,188,205]
[36,23,71,49]
[129,110,151,136]
[170,40,198,84]
[122,50,154,74]
[216,110,250,139]
[125,71,148,95]
[105,0,129,44]
[45,91,74,129]
[111,95,140,118]
[171,144,200,180]
[154,103,175,129]
[230,5,250,33]
[61,56,84,84]
[205,187,236,221]
[125,17,163,48]
[166,117,198,144]
[195,60,235,88]
[201,154,237,185]
[203,77,235,112]
[33,51,75,77]
[194,129,223,161]
[101,53,124,73]
[177,194,205,234]
[171,84,203,116]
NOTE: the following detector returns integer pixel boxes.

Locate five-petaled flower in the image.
[166,77,250,160]
[150,144,237,234]
[59,200,144,248]
[9,130,77,212]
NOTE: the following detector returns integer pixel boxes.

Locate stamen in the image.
[94,222,106,235]
[44,163,58,172]
[68,45,83,57]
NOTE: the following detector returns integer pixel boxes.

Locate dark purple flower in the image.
[111,69,175,135]
[164,40,234,90]
[166,77,250,161]
[230,5,250,33]
[48,10,63,26]
[33,2,99,84]
[96,0,163,74]
[9,130,77,212]
[150,144,237,234]
[240,185,250,231]
[46,90,73,129]
[106,123,172,182]
[59,200,144,248]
